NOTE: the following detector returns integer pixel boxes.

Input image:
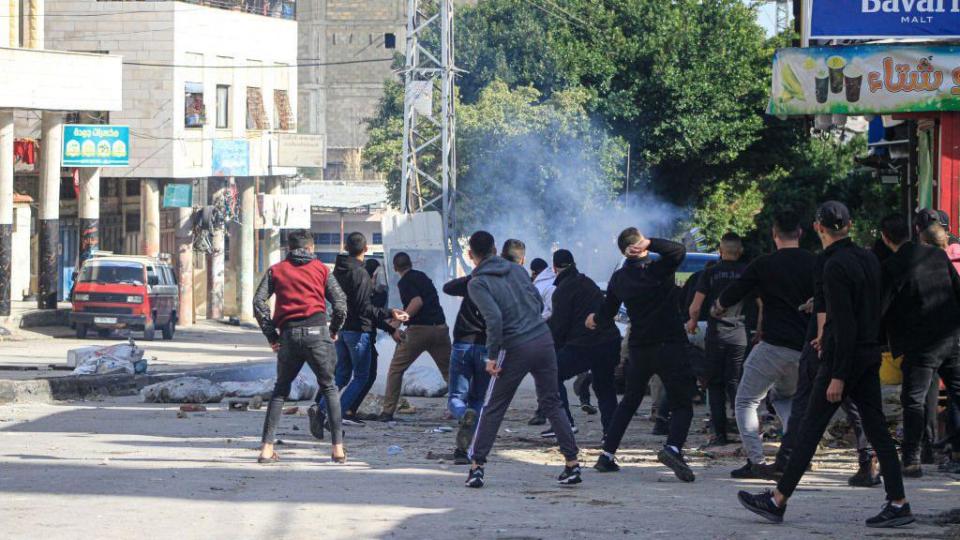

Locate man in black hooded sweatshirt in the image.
[587,227,698,482]
[546,249,621,438]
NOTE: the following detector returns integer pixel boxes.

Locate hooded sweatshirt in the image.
[333,254,394,334]
[468,255,551,358]
[548,264,620,348]
[532,267,557,319]
[253,248,348,344]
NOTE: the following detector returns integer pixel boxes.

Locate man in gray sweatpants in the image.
[463,230,581,488]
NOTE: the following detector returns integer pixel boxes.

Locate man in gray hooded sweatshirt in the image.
[464,230,581,488]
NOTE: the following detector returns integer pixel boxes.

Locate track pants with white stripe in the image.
[469,331,579,464]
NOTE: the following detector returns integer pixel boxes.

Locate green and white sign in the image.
[163,183,193,208]
[62,124,130,167]
[769,45,960,116]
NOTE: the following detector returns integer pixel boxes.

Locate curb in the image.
[0,360,276,405]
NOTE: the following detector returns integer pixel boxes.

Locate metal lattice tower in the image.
[400,0,459,275]
[774,0,791,34]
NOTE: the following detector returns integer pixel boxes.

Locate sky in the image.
[755,2,782,38]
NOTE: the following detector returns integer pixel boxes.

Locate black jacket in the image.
[333,254,395,334]
[596,238,686,346]
[881,241,960,362]
[821,238,883,381]
[443,275,486,345]
[549,264,621,348]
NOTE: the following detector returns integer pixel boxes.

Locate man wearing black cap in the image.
[738,201,913,529]
[544,249,621,438]
[881,212,960,477]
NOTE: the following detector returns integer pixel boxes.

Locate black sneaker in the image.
[657,446,695,482]
[376,412,395,423]
[465,466,485,488]
[865,502,915,528]
[456,409,478,454]
[540,426,579,438]
[738,490,785,523]
[453,448,471,465]
[557,464,583,485]
[580,403,598,415]
[651,419,670,436]
[594,453,620,473]
[731,460,760,479]
[752,462,784,481]
[705,435,730,447]
[848,457,881,488]
[307,404,325,440]
[342,415,366,427]
[527,412,546,426]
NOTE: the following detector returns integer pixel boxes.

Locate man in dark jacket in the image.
[545,249,621,438]
[738,201,912,529]
[253,230,348,463]
[588,228,697,482]
[312,232,404,432]
[443,268,489,464]
[465,231,581,488]
[881,212,960,477]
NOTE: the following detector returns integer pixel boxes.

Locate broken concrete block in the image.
[401,365,447,398]
[141,377,225,404]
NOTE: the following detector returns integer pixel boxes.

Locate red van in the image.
[70,255,180,341]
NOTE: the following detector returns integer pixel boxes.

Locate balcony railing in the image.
[98,0,296,20]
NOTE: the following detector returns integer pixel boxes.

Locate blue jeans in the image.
[447,342,489,419]
[317,331,372,414]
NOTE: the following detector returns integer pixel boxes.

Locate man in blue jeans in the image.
[310,232,405,435]
[443,269,490,463]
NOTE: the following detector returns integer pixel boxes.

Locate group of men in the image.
[251,199,960,530]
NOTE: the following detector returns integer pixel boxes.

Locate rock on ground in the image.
[141,376,225,404]
[401,365,447,398]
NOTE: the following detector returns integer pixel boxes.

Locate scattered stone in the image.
[142,377,225,404]
[282,406,299,415]
[357,394,411,417]
[228,400,250,412]
[292,425,300,431]
[221,380,273,399]
[176,411,188,419]
[249,396,264,410]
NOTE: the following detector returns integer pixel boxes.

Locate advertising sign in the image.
[769,45,960,115]
[809,0,960,39]
[61,124,130,167]
[277,133,326,168]
[163,183,193,208]
[211,139,249,177]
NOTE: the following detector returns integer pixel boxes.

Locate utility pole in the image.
[0,110,13,316]
[38,112,63,309]
[399,0,459,276]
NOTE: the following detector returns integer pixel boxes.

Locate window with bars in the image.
[273,89,293,131]
[246,87,267,130]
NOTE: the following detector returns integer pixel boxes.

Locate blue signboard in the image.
[810,0,960,39]
[61,124,130,167]
[212,139,249,177]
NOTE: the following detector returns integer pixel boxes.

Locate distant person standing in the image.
[686,232,749,446]
[589,228,698,482]
[378,252,452,422]
[531,257,557,320]
[738,202,912,529]
[253,230,348,463]
[348,257,390,421]
[465,231,581,488]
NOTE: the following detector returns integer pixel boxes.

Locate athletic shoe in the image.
[848,457,881,487]
[465,466,484,488]
[903,463,923,478]
[355,412,379,421]
[376,412,395,423]
[453,448,471,465]
[731,460,761,479]
[540,426,579,438]
[527,412,547,426]
[342,415,366,427]
[580,403,599,415]
[307,404,325,440]
[651,419,670,436]
[737,490,785,524]
[752,462,784,481]
[705,435,730,447]
[865,502,915,528]
[456,409,478,454]
[557,464,583,485]
[657,446,695,482]
[594,453,621,473]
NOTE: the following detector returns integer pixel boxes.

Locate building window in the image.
[246,87,267,130]
[66,111,109,125]
[384,33,396,49]
[312,233,340,246]
[125,179,141,198]
[185,82,205,128]
[273,89,292,131]
[216,85,230,129]
[372,233,383,244]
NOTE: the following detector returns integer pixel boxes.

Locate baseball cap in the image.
[937,210,950,228]
[530,258,548,274]
[552,249,575,269]
[815,201,851,231]
[915,208,940,231]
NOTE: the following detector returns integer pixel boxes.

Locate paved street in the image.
[1,370,958,539]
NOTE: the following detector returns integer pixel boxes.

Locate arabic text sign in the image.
[277,133,326,168]
[62,125,130,167]
[769,45,960,116]
[211,139,249,177]
[810,0,960,39]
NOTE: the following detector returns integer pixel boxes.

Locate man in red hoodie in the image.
[253,230,348,463]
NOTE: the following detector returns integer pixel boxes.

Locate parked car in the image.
[69,254,180,341]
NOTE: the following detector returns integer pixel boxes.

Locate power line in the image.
[123,57,395,69]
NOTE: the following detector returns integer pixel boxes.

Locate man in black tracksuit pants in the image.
[589,228,697,482]
[547,249,621,437]
[738,201,913,529]
[880,213,960,477]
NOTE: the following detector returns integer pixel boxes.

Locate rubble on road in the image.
[70,339,148,376]
[401,365,447,398]
[141,377,225,404]
[357,394,411,417]
[288,372,318,401]
[220,380,273,399]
